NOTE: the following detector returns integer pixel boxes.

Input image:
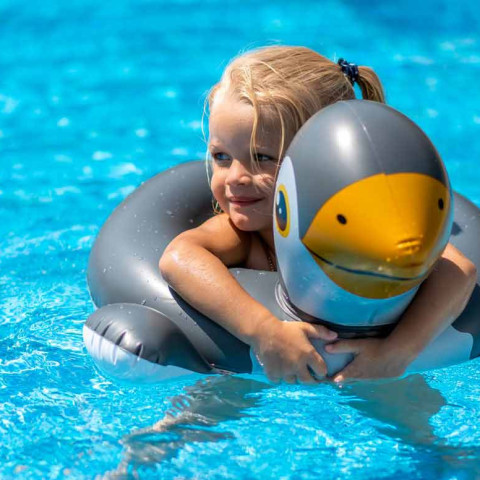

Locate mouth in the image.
[306,247,427,282]
[228,196,264,206]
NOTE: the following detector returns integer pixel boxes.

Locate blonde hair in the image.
[208,46,384,157]
[206,45,386,212]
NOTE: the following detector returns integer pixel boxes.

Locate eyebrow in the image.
[208,139,278,156]
[207,143,222,151]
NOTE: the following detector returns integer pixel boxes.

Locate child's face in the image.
[209,92,281,234]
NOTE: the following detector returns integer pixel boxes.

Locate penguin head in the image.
[274,101,452,315]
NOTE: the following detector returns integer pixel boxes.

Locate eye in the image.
[438,198,444,210]
[275,184,290,237]
[254,153,276,163]
[337,214,347,225]
[212,152,231,162]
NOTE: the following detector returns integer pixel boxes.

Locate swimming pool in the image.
[1,0,480,478]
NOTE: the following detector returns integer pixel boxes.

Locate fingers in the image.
[302,323,337,341]
[325,339,362,355]
[332,366,361,383]
[265,370,298,385]
[298,368,320,385]
[266,373,282,384]
[262,366,281,384]
[284,374,297,385]
[265,367,318,386]
[306,351,327,379]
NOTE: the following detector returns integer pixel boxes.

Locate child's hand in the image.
[324,338,413,383]
[251,320,337,384]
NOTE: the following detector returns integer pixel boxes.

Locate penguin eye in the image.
[438,198,444,210]
[275,184,290,237]
[337,214,347,225]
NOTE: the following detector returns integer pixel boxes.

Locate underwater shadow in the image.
[100,375,272,479]
[100,373,480,478]
[338,374,480,478]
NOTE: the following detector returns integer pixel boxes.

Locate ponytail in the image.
[357,66,386,103]
[337,58,386,104]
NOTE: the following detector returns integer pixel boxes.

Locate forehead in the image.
[209,93,254,139]
[209,91,281,147]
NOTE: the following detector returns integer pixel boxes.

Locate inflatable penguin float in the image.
[84,100,480,383]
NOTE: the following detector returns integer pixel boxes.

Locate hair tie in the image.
[338,58,359,86]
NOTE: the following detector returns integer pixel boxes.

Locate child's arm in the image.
[325,243,477,381]
[159,214,337,384]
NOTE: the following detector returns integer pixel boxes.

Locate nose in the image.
[225,159,252,186]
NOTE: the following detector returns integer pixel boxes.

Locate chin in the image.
[230,214,266,232]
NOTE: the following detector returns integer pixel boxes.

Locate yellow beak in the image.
[302,173,450,299]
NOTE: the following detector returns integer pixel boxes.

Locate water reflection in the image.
[339,374,480,478]
[339,374,445,445]
[100,373,479,479]
[101,376,271,479]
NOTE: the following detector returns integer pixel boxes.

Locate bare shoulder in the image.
[169,214,251,266]
[442,242,469,263]
[183,214,248,244]
[441,242,476,273]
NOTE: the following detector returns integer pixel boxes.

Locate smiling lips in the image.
[228,196,264,206]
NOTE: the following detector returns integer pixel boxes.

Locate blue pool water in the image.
[1,0,480,478]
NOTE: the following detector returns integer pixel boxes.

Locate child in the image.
[159,46,476,384]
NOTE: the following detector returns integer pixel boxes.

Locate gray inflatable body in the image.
[84,102,480,383]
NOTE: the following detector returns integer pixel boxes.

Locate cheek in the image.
[257,174,276,196]
[210,171,226,201]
